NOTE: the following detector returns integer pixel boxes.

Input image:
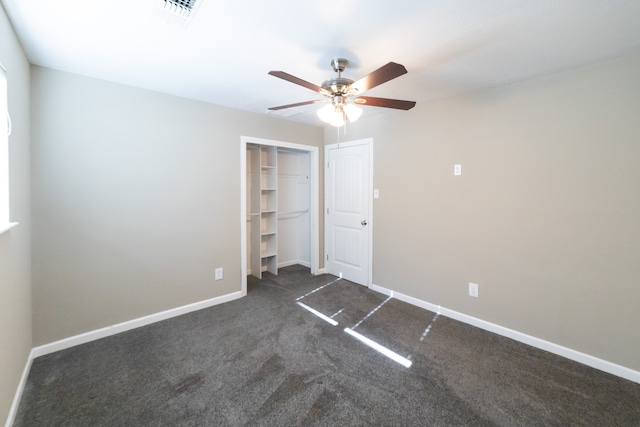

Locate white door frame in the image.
[240,136,319,296]
[324,138,374,287]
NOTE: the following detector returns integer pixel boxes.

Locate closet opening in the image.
[240,136,319,296]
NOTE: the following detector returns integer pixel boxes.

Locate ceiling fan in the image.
[268,58,416,127]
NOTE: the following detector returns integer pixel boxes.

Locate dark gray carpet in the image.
[15,265,640,426]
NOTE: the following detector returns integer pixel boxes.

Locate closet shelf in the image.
[250,145,279,279]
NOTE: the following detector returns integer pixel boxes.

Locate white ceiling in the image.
[3,0,640,125]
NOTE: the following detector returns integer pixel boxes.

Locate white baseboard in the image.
[249,261,311,276]
[6,291,244,427]
[5,349,35,427]
[370,284,640,384]
[7,291,242,427]
[278,259,311,269]
[31,291,243,358]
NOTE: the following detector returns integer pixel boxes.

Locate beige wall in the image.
[0,4,32,424]
[332,51,640,371]
[31,66,323,345]
[5,19,639,422]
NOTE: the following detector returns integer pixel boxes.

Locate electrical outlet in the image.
[469,282,479,298]
[215,267,223,281]
[454,164,462,176]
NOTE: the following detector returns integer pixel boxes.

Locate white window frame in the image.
[0,61,18,234]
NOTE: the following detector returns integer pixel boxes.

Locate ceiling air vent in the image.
[155,0,203,27]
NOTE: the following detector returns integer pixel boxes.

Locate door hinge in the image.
[327,161,330,168]
[327,254,329,261]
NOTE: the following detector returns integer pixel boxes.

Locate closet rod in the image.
[278,209,309,216]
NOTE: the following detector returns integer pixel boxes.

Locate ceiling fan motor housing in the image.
[330,58,348,73]
[322,58,356,97]
[321,77,355,96]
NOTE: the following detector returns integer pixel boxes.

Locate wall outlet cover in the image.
[469,282,479,297]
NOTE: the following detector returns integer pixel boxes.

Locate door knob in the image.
[361,220,368,226]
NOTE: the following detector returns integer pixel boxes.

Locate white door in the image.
[325,139,372,286]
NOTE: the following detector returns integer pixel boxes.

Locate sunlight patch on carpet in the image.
[296,302,339,326]
[344,328,412,368]
[295,277,341,301]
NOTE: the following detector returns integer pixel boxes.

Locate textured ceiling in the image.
[2,0,640,125]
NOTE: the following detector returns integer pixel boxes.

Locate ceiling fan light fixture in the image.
[344,103,363,123]
[328,111,346,127]
[317,103,335,123]
[317,103,346,127]
[317,101,361,127]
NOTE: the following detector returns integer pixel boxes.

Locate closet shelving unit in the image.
[249,145,278,278]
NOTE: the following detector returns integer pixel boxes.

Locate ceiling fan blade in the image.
[268,99,325,110]
[268,71,327,94]
[354,96,416,110]
[349,62,408,94]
